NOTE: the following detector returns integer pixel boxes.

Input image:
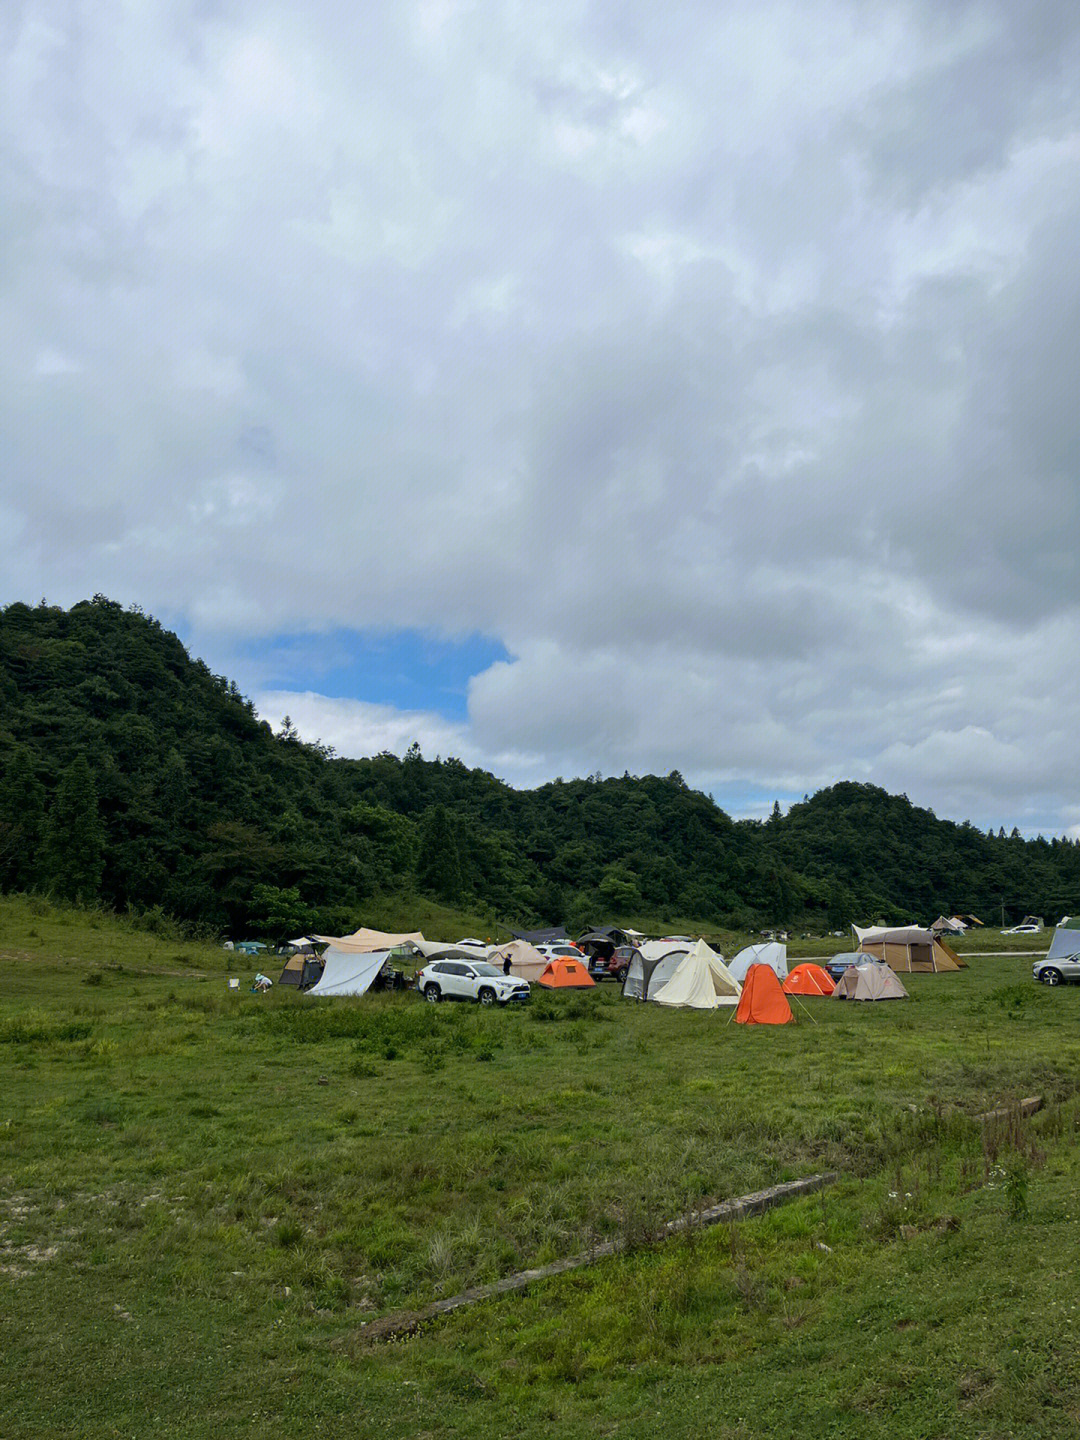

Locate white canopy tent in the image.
[727,941,788,984]
[306,948,390,998]
[652,941,741,1009]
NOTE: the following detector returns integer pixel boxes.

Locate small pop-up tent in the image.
[622,947,689,1000]
[853,925,964,972]
[832,965,909,1001]
[782,963,834,996]
[489,940,548,982]
[728,941,788,984]
[278,952,325,989]
[536,956,595,988]
[652,940,741,1009]
[734,964,794,1025]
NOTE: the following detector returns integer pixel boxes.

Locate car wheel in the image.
[478,987,496,1007]
[616,967,629,984]
[424,983,442,1003]
[1042,968,1062,986]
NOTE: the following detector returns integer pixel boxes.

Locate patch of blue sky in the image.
[708,783,805,823]
[227,627,510,721]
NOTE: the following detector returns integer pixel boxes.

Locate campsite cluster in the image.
[254,920,963,1021]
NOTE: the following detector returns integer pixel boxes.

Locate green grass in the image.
[0,896,1075,1437]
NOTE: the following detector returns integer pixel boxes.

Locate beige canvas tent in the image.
[652,940,741,1009]
[832,964,909,1000]
[489,939,548,982]
[853,924,964,972]
[312,927,425,953]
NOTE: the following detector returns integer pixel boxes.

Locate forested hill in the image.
[1,597,1077,936]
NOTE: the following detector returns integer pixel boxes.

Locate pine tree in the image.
[0,747,46,891]
[42,755,105,903]
[415,804,464,901]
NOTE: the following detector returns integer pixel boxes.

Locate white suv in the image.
[534,943,584,961]
[417,959,530,1006]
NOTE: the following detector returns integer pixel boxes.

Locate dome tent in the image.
[728,941,788,984]
[832,965,909,1001]
[783,964,835,996]
[622,947,689,1001]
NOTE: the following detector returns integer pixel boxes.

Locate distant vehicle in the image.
[417,959,530,1006]
[1033,955,1080,986]
[455,937,490,950]
[1003,923,1041,935]
[588,944,638,983]
[824,953,866,982]
[534,942,584,961]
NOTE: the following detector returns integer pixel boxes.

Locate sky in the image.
[3,0,1080,835]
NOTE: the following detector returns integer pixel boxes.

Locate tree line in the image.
[1,597,1077,937]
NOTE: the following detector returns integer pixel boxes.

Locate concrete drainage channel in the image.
[355,1095,1047,1345]
[356,1173,838,1344]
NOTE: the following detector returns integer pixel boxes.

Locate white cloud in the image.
[3,0,1080,832]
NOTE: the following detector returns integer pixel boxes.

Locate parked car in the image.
[417,959,530,1006]
[825,953,864,981]
[597,945,639,983]
[1033,954,1080,986]
[534,942,585,962]
[1004,923,1042,935]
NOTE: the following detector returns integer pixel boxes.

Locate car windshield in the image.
[470,962,502,977]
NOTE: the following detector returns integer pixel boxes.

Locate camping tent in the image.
[312,927,425,952]
[536,957,595,988]
[930,915,966,934]
[728,941,788,984]
[652,940,741,1009]
[306,948,390,998]
[782,964,835,996]
[734,964,794,1025]
[832,965,909,1000]
[510,926,569,944]
[278,952,325,989]
[489,940,548,982]
[412,940,492,961]
[622,947,689,1000]
[853,925,964,972]
[1046,921,1080,962]
[639,937,694,960]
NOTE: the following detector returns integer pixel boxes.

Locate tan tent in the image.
[853,925,964,972]
[312,927,425,953]
[652,940,741,1009]
[489,939,548,982]
[832,964,909,1000]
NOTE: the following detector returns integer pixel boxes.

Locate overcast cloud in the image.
[3,0,1080,834]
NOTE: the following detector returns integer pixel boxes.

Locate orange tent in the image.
[783,963,835,996]
[536,957,596,989]
[735,963,794,1024]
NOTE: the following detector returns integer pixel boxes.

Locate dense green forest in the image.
[1,597,1077,937]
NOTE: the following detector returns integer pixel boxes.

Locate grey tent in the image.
[510,926,569,944]
[278,952,325,989]
[1046,921,1080,962]
[622,947,689,1001]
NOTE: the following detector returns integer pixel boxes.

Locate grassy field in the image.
[2,895,1078,1438]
